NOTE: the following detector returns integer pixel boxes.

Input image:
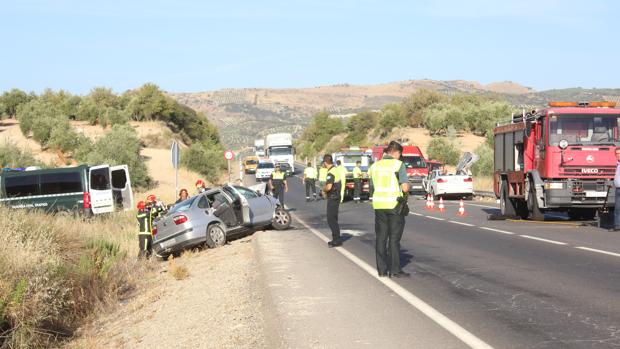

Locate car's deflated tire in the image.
[272,208,291,230]
[206,223,227,248]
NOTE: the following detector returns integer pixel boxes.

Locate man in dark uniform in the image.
[269,164,288,206]
[322,154,342,247]
[369,141,410,278]
[136,201,152,259]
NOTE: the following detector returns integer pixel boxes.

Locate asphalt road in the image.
[246,169,620,348]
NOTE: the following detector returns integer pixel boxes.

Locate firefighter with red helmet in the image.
[145,194,164,232]
[136,201,152,258]
[196,179,207,194]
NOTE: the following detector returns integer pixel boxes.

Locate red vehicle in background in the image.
[370,144,429,193]
[493,101,618,221]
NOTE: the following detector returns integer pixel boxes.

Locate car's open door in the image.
[225,185,251,225]
[88,165,114,214]
[111,165,134,211]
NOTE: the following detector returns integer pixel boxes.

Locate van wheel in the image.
[272,208,291,230]
[528,182,545,221]
[206,223,226,248]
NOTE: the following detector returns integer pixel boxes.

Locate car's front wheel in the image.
[272,208,291,230]
[206,223,227,248]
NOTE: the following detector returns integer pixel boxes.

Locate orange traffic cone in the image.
[429,194,435,210]
[458,199,466,216]
[438,197,445,213]
[425,194,432,209]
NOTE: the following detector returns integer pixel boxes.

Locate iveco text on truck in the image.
[494,101,618,221]
[265,133,295,173]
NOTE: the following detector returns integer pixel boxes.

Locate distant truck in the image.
[494,101,618,221]
[243,156,259,174]
[265,133,295,173]
[254,139,266,157]
[332,147,373,200]
[0,164,133,216]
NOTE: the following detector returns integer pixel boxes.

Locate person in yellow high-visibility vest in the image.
[352,160,363,203]
[318,165,328,200]
[369,141,410,278]
[269,164,288,206]
[322,154,342,247]
[336,160,347,203]
[303,162,318,202]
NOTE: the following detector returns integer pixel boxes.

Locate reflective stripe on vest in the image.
[272,171,285,180]
[304,167,317,179]
[318,168,328,181]
[353,167,362,179]
[370,159,403,209]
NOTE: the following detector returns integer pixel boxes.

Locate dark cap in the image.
[386,140,403,153]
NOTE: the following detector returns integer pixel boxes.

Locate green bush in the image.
[297,111,344,158]
[0,89,32,118]
[401,89,447,127]
[78,124,151,188]
[427,137,461,166]
[471,143,494,176]
[0,143,42,168]
[377,103,406,137]
[344,111,378,145]
[182,142,227,180]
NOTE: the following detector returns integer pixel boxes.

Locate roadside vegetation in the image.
[0,208,152,348]
[0,84,226,185]
[296,89,515,176]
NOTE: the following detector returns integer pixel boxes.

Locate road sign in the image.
[171,140,180,199]
[224,150,234,161]
[171,140,180,169]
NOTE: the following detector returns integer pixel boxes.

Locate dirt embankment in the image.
[66,236,266,349]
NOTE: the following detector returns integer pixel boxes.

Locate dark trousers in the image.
[273,186,284,206]
[353,179,361,200]
[327,198,341,241]
[305,179,317,199]
[138,234,153,259]
[615,188,620,229]
[374,209,405,274]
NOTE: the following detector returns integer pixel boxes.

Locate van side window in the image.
[5,175,39,197]
[90,168,110,190]
[41,172,82,195]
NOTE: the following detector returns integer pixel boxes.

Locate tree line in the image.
[296,89,514,176]
[0,84,226,187]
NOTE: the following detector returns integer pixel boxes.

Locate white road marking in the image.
[575,246,620,258]
[341,229,366,237]
[411,212,424,216]
[479,227,515,235]
[519,235,567,245]
[426,216,446,221]
[293,214,495,349]
[448,220,475,227]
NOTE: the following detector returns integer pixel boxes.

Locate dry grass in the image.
[0,208,154,348]
[474,176,494,192]
[167,255,190,280]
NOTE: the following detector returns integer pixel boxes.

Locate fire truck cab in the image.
[494,101,618,221]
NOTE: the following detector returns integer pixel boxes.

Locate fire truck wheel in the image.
[500,181,516,217]
[528,182,545,221]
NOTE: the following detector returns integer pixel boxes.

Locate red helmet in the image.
[195,179,205,187]
[146,194,156,203]
[137,201,146,210]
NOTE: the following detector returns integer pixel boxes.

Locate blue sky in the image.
[1,0,618,94]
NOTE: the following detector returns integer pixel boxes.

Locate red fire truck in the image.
[493,101,618,221]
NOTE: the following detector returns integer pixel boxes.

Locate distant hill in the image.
[169,80,620,149]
